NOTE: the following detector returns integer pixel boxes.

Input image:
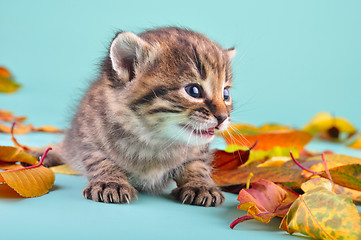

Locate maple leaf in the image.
[219,123,312,151]
[230,179,299,228]
[0,67,21,93]
[303,112,357,141]
[0,147,55,197]
[280,177,361,239]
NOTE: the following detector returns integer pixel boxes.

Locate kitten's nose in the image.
[215,115,227,126]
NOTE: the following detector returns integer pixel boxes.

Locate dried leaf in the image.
[0,109,26,122]
[0,122,33,134]
[0,146,38,165]
[211,166,307,188]
[211,142,257,170]
[33,125,64,133]
[280,178,361,239]
[0,147,55,197]
[50,164,80,175]
[220,123,312,151]
[333,184,361,202]
[211,149,249,171]
[230,179,299,228]
[303,112,357,141]
[0,165,55,197]
[320,164,361,191]
[257,156,291,167]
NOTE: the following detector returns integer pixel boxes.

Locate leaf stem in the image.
[2,148,52,173]
[11,122,31,152]
[290,151,317,175]
[246,172,254,189]
[230,212,269,229]
[321,153,334,184]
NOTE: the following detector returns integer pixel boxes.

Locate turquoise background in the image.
[1,1,361,240]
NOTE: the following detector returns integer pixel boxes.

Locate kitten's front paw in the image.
[83,181,137,204]
[171,183,225,207]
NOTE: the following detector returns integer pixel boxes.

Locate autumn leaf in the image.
[230,179,299,228]
[303,112,357,141]
[0,146,39,165]
[211,141,257,171]
[225,144,300,167]
[219,123,312,151]
[280,178,361,239]
[0,147,55,197]
[0,67,21,93]
[211,166,307,188]
[50,164,80,175]
[0,113,63,134]
[0,109,26,122]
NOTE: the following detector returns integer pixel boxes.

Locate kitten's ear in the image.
[110,32,152,81]
[226,47,236,60]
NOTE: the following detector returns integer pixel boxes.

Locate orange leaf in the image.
[0,148,55,197]
[0,146,38,165]
[230,179,299,228]
[220,123,312,151]
[0,66,11,78]
[32,125,64,133]
[211,166,307,188]
[0,122,33,134]
[0,109,27,122]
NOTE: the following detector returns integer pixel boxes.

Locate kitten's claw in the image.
[83,181,137,204]
[171,183,225,207]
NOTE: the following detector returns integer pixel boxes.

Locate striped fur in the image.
[40,27,235,207]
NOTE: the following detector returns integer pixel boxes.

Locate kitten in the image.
[36,27,235,207]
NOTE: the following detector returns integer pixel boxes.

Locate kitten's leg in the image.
[82,157,137,204]
[172,160,225,207]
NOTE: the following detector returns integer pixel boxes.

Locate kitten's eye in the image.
[223,88,230,100]
[185,84,202,98]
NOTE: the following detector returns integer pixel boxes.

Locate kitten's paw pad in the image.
[171,183,225,207]
[83,181,137,204]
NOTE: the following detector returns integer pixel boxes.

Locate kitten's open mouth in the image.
[179,125,215,138]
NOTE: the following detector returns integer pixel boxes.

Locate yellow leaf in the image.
[281,178,361,239]
[50,164,80,175]
[0,165,55,197]
[0,146,38,165]
[308,154,361,173]
[303,112,357,141]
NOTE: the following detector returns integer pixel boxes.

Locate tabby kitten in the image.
[39,27,236,207]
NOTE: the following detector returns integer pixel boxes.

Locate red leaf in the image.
[211,141,257,171]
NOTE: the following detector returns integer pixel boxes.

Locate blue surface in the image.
[1,1,361,239]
